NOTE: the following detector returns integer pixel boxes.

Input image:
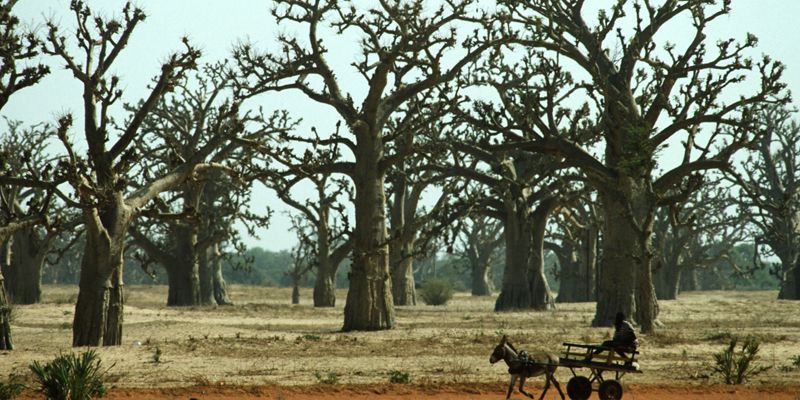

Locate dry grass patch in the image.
[3,286,800,388]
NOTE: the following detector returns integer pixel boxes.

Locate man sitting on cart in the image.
[588,312,638,363]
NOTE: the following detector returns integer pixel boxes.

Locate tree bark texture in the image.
[470,253,493,296]
[528,198,557,310]
[73,196,130,347]
[653,257,681,301]
[103,266,124,346]
[6,228,48,304]
[680,267,699,292]
[343,125,395,331]
[0,272,13,350]
[210,244,233,306]
[313,212,337,307]
[389,236,417,306]
[388,172,419,306]
[167,224,200,306]
[593,177,658,332]
[776,216,800,298]
[556,226,597,303]
[291,284,300,305]
[495,201,532,311]
[198,246,215,306]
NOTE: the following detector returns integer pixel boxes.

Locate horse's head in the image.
[490,335,511,364]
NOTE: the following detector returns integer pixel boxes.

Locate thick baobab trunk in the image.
[777,236,800,299]
[72,241,115,347]
[168,187,203,306]
[653,260,681,300]
[198,240,232,305]
[313,268,336,307]
[470,253,493,296]
[0,275,12,350]
[0,254,12,349]
[314,237,350,307]
[211,247,233,306]
[313,251,337,307]
[166,260,200,306]
[343,126,394,331]
[388,173,418,306]
[313,215,336,307]
[6,229,46,304]
[555,253,580,302]
[389,236,416,306]
[73,198,130,347]
[557,226,598,303]
[594,178,658,332]
[581,227,598,301]
[103,266,124,346]
[680,267,699,291]
[528,198,557,310]
[778,262,799,300]
[198,247,215,306]
[167,225,200,306]
[495,204,532,311]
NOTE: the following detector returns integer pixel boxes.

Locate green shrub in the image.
[712,336,770,384]
[0,375,25,400]
[388,370,411,384]
[313,372,339,385]
[419,278,454,306]
[152,347,162,364]
[29,350,108,399]
[298,334,321,342]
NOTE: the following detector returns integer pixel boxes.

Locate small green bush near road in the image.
[712,336,770,385]
[313,371,340,385]
[419,278,454,306]
[29,349,108,400]
[0,375,25,400]
[388,370,411,384]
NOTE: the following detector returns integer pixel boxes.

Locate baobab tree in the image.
[0,0,49,110]
[232,0,500,330]
[428,127,566,310]
[128,64,290,306]
[42,1,241,346]
[732,106,800,299]
[480,0,787,331]
[260,137,353,307]
[451,213,504,296]
[286,214,318,305]
[0,121,70,305]
[0,0,52,350]
[550,193,600,303]
[386,96,464,306]
[652,179,747,299]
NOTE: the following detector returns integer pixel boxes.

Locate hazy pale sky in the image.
[4,1,800,251]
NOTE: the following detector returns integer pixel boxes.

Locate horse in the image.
[489,335,565,400]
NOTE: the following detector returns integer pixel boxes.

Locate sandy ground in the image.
[3,285,800,399]
[13,383,800,399]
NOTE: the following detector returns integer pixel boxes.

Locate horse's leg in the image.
[518,376,534,399]
[506,375,516,400]
[536,374,550,400]
[549,372,566,400]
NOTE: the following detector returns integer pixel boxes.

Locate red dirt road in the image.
[18,383,800,399]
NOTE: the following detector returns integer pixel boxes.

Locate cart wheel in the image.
[566,376,592,400]
[598,379,623,400]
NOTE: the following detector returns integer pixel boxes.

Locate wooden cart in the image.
[558,342,642,400]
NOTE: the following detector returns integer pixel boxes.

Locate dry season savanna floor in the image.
[3,285,800,399]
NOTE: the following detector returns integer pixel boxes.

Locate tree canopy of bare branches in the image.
[232,0,502,331]
[471,0,790,331]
